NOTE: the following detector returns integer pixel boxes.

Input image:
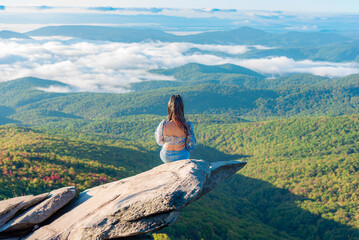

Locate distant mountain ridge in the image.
[151,63,265,78]
[11,25,358,63]
[145,63,359,90]
[193,44,359,63]
[26,25,177,43]
[0,77,69,91]
[26,25,350,47]
[0,30,32,40]
[0,77,69,108]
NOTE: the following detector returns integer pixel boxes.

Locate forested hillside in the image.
[5,83,359,122]
[0,115,358,239]
[0,68,358,126]
[0,62,358,239]
[161,115,359,239]
[0,125,162,200]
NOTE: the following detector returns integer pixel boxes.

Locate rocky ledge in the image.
[0,159,247,240]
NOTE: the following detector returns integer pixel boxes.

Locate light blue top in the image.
[163,135,186,145]
[155,119,196,151]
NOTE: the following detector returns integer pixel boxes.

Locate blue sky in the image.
[2,0,359,13]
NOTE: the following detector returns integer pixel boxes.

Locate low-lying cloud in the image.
[0,37,358,93]
[232,57,359,78]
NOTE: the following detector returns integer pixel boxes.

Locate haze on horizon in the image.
[2,0,359,13]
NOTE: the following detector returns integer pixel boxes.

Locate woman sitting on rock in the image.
[155,94,196,163]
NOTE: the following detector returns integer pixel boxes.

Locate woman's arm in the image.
[186,121,196,151]
[155,119,166,146]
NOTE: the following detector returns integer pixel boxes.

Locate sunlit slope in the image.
[46,113,358,239]
[0,115,358,239]
[0,126,160,200]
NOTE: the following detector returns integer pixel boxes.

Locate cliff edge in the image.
[0,159,247,240]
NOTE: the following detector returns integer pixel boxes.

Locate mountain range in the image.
[25,26,350,48]
[0,25,353,63]
[0,63,358,127]
[2,26,358,63]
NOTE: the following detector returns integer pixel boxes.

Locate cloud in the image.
[284,25,318,31]
[232,57,359,77]
[36,85,71,93]
[191,44,249,54]
[0,38,358,93]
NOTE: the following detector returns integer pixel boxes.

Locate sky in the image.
[2,0,359,13]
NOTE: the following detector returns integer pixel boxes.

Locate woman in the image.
[155,94,196,163]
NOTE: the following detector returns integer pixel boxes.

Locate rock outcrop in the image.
[0,159,246,239]
[0,194,49,229]
[0,187,76,233]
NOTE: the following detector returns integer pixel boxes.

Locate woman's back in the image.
[163,121,186,151]
[163,121,186,137]
[155,94,196,163]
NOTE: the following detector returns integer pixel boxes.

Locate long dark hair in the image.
[167,94,188,134]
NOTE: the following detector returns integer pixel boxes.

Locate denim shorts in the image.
[160,147,190,163]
